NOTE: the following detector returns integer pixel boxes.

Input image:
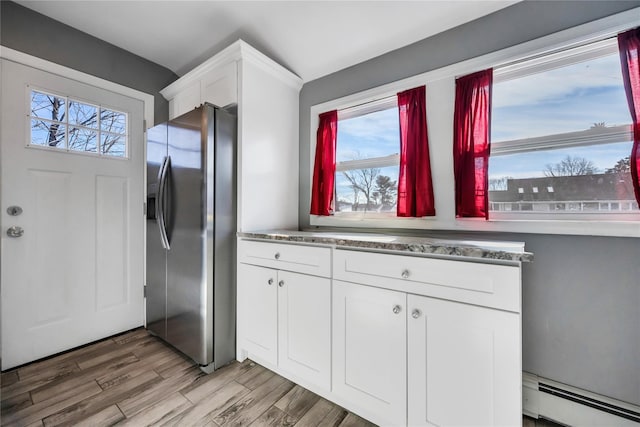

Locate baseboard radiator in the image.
[523,373,640,426]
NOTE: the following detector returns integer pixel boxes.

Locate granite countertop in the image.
[238,230,534,263]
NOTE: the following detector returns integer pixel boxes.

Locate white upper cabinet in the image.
[160,40,303,232]
[201,61,237,109]
[168,80,201,120]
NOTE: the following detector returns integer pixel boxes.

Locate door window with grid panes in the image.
[29,88,128,158]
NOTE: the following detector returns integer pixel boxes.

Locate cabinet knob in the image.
[401,269,410,279]
[412,309,422,319]
[268,278,274,285]
[278,280,285,287]
[392,305,402,314]
[274,252,281,260]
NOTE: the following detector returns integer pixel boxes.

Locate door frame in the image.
[0,46,156,334]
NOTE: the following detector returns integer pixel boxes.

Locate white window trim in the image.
[493,37,619,84]
[338,95,397,120]
[309,6,640,238]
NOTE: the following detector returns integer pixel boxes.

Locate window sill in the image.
[310,214,640,238]
[455,217,640,238]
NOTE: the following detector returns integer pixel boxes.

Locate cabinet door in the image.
[332,280,407,426]
[408,294,521,427]
[237,263,278,365]
[278,271,331,390]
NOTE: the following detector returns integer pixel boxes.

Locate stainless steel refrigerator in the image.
[146,103,236,372]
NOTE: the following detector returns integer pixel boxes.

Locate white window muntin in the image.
[490,124,633,156]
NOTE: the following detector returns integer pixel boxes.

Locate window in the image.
[29,88,128,158]
[310,8,639,236]
[489,39,638,218]
[334,97,400,217]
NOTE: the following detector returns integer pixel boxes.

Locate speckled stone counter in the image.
[238,230,534,263]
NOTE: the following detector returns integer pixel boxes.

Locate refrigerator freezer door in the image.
[146,122,168,340]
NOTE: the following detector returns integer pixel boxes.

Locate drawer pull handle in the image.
[401,269,410,279]
[274,252,281,260]
[392,305,402,314]
[268,278,274,285]
[412,309,422,319]
[278,280,285,287]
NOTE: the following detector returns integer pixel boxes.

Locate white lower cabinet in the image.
[332,248,522,427]
[277,270,331,390]
[332,281,521,427]
[332,280,408,426]
[237,263,278,365]
[237,244,331,390]
[407,294,521,427]
[238,240,523,427]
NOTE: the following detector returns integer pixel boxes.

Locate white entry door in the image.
[1,59,145,369]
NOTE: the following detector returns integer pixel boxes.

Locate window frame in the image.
[489,37,637,222]
[26,85,130,159]
[333,95,401,219]
[309,7,640,237]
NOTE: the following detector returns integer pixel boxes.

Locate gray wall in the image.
[299,1,640,406]
[0,1,178,124]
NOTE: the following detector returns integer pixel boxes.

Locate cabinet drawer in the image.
[334,249,520,313]
[238,239,331,277]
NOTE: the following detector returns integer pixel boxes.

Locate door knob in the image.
[392,305,402,314]
[278,280,285,287]
[7,226,24,238]
[412,309,422,319]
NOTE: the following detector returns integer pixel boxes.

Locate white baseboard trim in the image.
[523,372,640,426]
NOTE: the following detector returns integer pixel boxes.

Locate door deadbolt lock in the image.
[6,206,23,216]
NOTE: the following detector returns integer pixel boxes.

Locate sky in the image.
[335,107,400,203]
[336,107,399,162]
[490,51,632,179]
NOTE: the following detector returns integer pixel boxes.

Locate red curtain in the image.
[453,69,493,219]
[618,27,640,207]
[397,86,435,217]
[310,110,338,215]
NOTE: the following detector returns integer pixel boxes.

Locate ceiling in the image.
[16,1,518,82]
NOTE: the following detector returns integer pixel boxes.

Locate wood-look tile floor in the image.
[1,328,559,427]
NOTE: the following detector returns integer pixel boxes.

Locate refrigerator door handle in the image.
[157,156,171,250]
